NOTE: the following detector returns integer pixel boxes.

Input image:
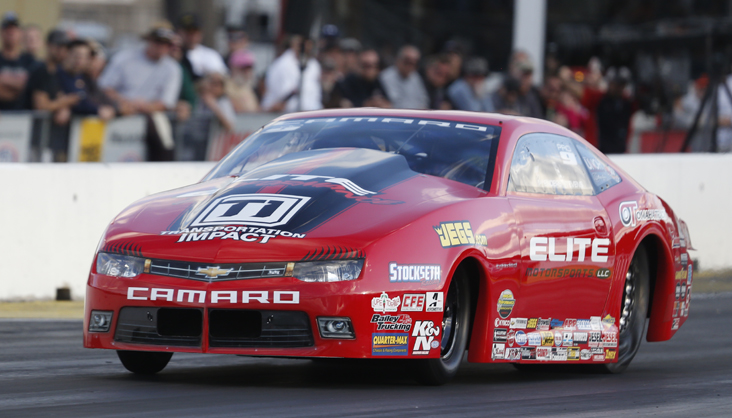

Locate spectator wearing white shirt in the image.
[177,13,227,79]
[260,35,322,113]
[379,45,428,109]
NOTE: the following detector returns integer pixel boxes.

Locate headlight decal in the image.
[292,259,364,283]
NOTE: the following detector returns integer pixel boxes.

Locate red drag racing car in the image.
[84,109,693,384]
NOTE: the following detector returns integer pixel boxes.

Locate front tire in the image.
[117,350,173,375]
[603,244,650,373]
[414,271,471,385]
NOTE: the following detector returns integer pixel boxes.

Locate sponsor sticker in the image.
[493,328,508,343]
[550,318,564,329]
[672,318,680,330]
[164,226,307,244]
[510,318,528,329]
[372,292,400,313]
[401,294,426,312]
[389,263,441,284]
[536,347,551,361]
[602,315,615,330]
[602,331,618,348]
[592,354,605,362]
[521,347,536,360]
[568,347,580,360]
[552,347,568,361]
[412,320,440,355]
[540,331,555,346]
[190,194,310,228]
[126,287,298,304]
[434,221,488,247]
[527,318,538,329]
[425,292,444,312]
[619,201,667,227]
[589,331,602,347]
[563,318,577,330]
[515,330,528,346]
[596,268,612,279]
[537,318,551,331]
[562,332,573,346]
[372,333,409,356]
[370,314,412,332]
[577,319,592,330]
[573,332,589,344]
[497,289,516,319]
[507,330,516,346]
[590,316,602,331]
[495,318,511,327]
[580,349,592,360]
[554,331,563,347]
[605,348,617,360]
[528,332,542,347]
[506,347,521,361]
[529,237,610,263]
[492,343,506,360]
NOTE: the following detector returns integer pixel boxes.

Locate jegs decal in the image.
[434,221,488,247]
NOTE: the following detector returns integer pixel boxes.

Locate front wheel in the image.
[117,350,173,375]
[413,271,471,385]
[603,245,650,373]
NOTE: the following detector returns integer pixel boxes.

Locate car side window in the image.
[573,141,622,193]
[507,133,594,196]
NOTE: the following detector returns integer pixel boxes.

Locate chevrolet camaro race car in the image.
[84,109,693,385]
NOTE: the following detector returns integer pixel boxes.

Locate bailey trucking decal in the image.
[372,292,400,313]
[371,314,412,332]
[434,221,488,248]
[497,289,516,319]
[529,237,610,263]
[389,263,441,284]
[619,201,668,228]
[412,320,440,355]
[372,333,409,356]
[126,288,299,304]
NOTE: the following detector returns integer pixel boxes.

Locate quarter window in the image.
[508,133,594,196]
[574,141,622,192]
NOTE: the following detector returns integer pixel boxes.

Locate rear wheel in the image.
[414,271,471,385]
[117,350,173,375]
[603,245,650,373]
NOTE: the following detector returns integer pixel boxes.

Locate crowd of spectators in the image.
[2,11,713,160]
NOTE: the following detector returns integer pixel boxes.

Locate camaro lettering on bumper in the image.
[126,287,299,304]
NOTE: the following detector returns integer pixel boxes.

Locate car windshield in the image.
[205,116,501,188]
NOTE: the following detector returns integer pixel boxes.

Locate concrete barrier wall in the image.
[0,155,726,300]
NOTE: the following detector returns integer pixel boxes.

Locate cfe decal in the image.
[412,320,441,355]
[529,237,611,263]
[619,201,668,227]
[372,292,400,313]
[497,289,516,319]
[434,221,488,247]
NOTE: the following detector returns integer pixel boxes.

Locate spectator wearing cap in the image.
[25,29,76,113]
[447,57,494,112]
[332,48,390,108]
[422,54,452,110]
[260,34,322,112]
[379,45,428,109]
[597,67,634,154]
[339,38,362,75]
[177,13,227,79]
[227,49,259,112]
[98,23,182,160]
[223,25,249,70]
[0,12,38,110]
[57,39,115,120]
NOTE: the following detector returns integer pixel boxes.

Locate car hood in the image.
[103,148,487,262]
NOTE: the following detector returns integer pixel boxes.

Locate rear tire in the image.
[603,244,650,373]
[414,271,471,385]
[117,350,173,375]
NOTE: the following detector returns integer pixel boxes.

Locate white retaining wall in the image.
[0,155,727,300]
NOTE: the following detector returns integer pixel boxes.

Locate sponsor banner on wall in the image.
[68,116,146,162]
[206,113,279,161]
[0,113,32,162]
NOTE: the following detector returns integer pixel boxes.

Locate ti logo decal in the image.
[191,194,310,227]
[619,201,638,227]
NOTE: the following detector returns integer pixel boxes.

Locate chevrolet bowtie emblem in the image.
[196,266,233,279]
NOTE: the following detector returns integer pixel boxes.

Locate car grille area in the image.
[114,307,313,349]
[115,307,203,346]
[208,310,314,348]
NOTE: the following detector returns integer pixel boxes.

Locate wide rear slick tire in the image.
[603,244,650,373]
[414,271,471,385]
[117,350,173,375]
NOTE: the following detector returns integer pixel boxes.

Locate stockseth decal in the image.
[372,292,401,313]
[529,237,610,263]
[433,221,488,247]
[425,292,444,312]
[126,288,299,304]
[389,263,441,284]
[191,194,310,228]
[497,289,516,319]
[619,201,668,227]
[371,314,412,331]
[412,320,440,355]
[372,333,409,356]
[401,294,425,312]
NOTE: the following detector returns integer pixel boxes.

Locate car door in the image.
[506,133,615,323]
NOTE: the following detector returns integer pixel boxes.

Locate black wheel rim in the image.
[619,259,637,335]
[440,279,459,358]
